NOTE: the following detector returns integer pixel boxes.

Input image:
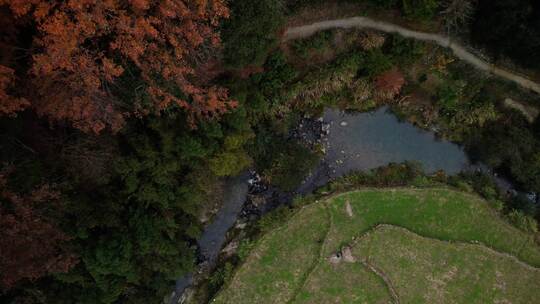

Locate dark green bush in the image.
[360,49,393,77]
[366,0,400,8]
[222,0,285,68]
[256,51,298,104]
[508,210,538,233]
[402,0,440,21]
[208,262,234,298]
[471,0,540,71]
[257,205,295,232]
[290,30,334,58]
[264,141,320,191]
[386,35,426,66]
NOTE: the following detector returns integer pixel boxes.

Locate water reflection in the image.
[323,106,469,176]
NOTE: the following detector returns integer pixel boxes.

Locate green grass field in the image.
[213,188,540,304]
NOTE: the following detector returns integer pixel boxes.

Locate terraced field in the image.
[213,188,540,304]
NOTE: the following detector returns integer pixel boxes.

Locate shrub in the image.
[367,0,400,8]
[325,162,424,192]
[350,79,374,104]
[360,32,386,51]
[436,81,463,117]
[264,142,320,191]
[402,0,441,21]
[361,49,393,78]
[208,262,235,297]
[257,206,294,232]
[507,210,538,233]
[288,52,364,107]
[412,175,434,187]
[387,35,426,66]
[237,239,256,261]
[491,200,505,213]
[257,51,298,105]
[457,181,472,192]
[453,172,502,201]
[291,30,334,58]
[222,0,285,68]
[370,162,424,186]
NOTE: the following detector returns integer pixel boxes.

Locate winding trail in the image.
[284,16,540,95]
[361,260,401,304]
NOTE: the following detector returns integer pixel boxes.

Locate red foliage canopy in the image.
[0,65,30,116]
[0,0,236,133]
[374,68,406,97]
[0,168,77,290]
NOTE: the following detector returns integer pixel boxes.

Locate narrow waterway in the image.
[171,173,249,303]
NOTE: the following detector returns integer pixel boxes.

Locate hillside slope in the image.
[214,188,540,303]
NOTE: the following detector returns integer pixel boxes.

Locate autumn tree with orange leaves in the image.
[374,68,405,101]
[0,0,235,133]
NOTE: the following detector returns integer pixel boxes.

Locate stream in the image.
[171,106,534,303]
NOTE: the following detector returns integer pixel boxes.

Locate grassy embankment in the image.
[214,188,540,303]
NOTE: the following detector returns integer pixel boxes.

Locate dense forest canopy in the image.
[1,0,540,303]
[471,0,540,70]
[0,1,245,303]
[0,0,234,133]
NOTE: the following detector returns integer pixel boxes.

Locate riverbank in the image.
[214,187,540,303]
[174,103,537,303]
[283,19,539,192]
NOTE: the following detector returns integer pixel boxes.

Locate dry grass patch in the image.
[353,225,540,303]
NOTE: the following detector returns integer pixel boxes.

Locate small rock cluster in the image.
[328,246,356,264]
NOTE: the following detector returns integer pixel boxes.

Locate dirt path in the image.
[284,16,540,95]
[503,98,539,123]
[356,224,540,273]
[361,260,401,304]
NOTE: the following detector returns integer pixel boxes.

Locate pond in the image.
[324,106,469,174]
[297,106,470,193]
